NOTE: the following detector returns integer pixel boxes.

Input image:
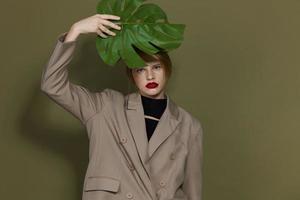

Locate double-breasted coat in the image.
[40,32,203,200]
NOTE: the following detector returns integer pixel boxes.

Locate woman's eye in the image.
[154,65,161,69]
[136,68,144,73]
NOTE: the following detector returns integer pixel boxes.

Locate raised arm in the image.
[40,14,121,125]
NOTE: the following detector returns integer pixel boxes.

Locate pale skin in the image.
[65,14,168,99]
[131,62,168,99]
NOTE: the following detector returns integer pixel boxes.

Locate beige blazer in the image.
[40,32,203,200]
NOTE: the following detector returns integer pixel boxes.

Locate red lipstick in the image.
[146,82,158,89]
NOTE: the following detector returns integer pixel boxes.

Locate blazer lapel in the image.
[125,91,180,165]
[148,94,180,159]
[125,92,149,169]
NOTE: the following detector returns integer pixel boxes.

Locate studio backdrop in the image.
[0,0,299,199]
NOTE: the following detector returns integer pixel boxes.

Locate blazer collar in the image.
[127,92,179,117]
[125,91,180,162]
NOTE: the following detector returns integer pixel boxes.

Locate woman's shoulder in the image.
[97,88,125,99]
[94,88,126,107]
[176,104,203,134]
[100,88,124,96]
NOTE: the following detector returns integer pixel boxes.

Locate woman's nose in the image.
[146,70,154,80]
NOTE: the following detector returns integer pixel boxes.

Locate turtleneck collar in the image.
[141,94,167,118]
[141,94,167,100]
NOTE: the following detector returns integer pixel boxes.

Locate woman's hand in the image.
[65,14,121,42]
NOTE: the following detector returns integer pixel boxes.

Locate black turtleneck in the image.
[141,95,167,141]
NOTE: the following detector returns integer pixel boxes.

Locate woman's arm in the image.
[182,122,204,200]
[40,14,121,125]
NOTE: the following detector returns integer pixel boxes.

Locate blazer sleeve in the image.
[182,122,204,200]
[40,32,109,125]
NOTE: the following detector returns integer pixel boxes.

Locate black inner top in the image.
[141,94,167,141]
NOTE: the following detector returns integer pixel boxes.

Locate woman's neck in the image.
[140,92,167,100]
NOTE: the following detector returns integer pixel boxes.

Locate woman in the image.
[41,14,203,200]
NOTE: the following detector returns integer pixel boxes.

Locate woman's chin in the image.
[140,88,164,98]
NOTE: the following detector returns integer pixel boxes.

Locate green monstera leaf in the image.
[96,0,186,68]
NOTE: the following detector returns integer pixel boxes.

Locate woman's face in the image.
[131,60,168,99]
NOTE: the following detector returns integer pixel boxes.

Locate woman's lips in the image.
[146,82,158,89]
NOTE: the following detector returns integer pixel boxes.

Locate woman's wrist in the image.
[64,24,80,42]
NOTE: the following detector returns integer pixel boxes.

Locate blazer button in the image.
[159,180,166,187]
[170,153,176,160]
[120,137,127,144]
[128,164,135,171]
[126,192,133,199]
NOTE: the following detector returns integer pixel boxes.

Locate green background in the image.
[1,0,299,199]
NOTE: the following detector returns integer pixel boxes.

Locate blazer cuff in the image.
[57,32,77,46]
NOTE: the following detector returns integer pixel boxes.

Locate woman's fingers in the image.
[98,24,116,36]
[93,14,122,38]
[99,19,121,30]
[96,14,121,30]
[96,29,107,38]
[97,14,120,20]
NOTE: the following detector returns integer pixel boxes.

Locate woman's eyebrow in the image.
[149,62,161,66]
